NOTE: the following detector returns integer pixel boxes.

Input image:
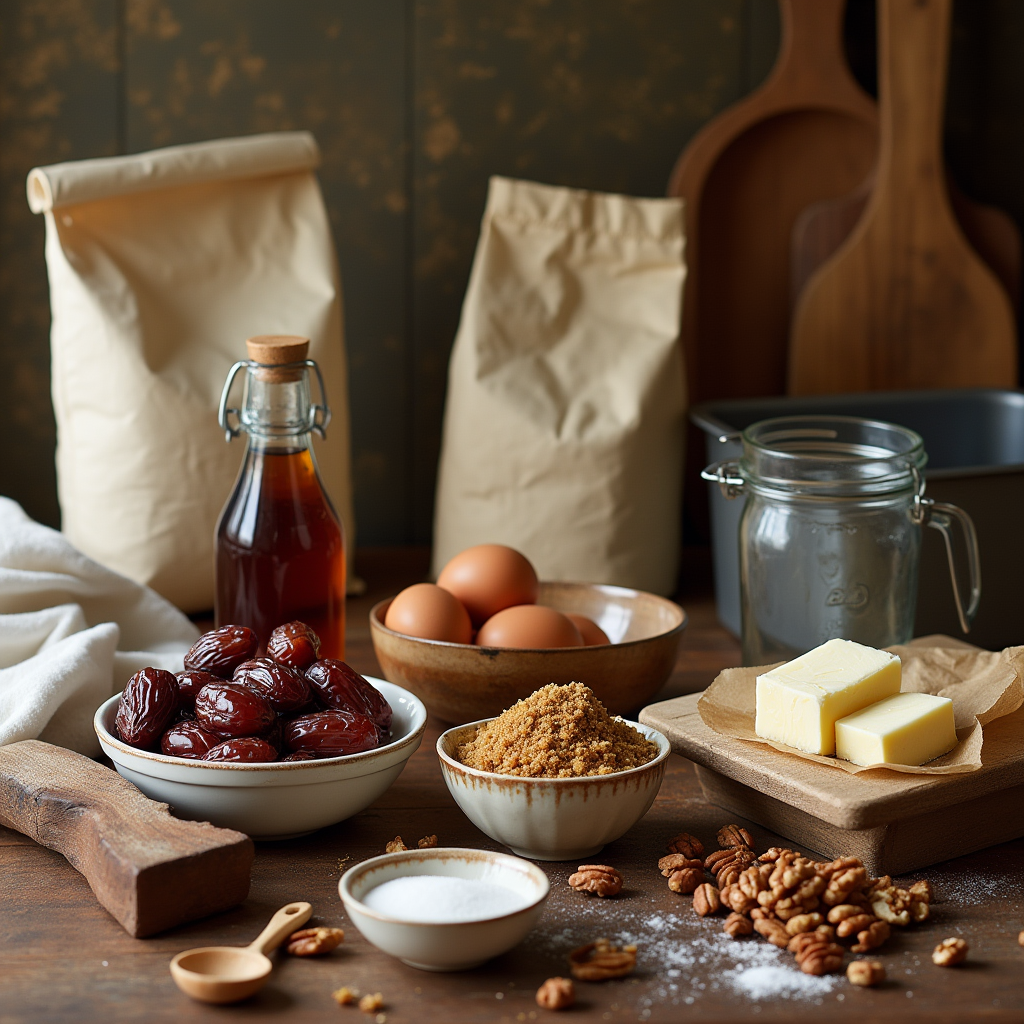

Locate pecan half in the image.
[569,864,623,897]
[536,977,575,1010]
[658,854,703,874]
[753,917,790,948]
[720,883,756,914]
[286,926,344,956]
[785,912,824,936]
[932,937,968,967]
[667,866,704,894]
[693,883,721,916]
[666,832,705,859]
[723,912,753,938]
[568,939,637,981]
[835,914,876,939]
[791,933,844,975]
[847,960,885,987]
[717,824,754,850]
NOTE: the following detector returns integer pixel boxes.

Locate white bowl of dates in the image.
[94,622,427,840]
[437,711,671,862]
[338,848,549,971]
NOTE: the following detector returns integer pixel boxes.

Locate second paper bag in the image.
[433,177,686,595]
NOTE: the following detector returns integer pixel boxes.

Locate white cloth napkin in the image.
[0,498,199,755]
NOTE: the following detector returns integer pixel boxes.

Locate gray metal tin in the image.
[692,389,1024,650]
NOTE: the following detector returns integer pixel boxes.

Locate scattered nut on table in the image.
[847,960,886,987]
[417,835,438,848]
[568,864,623,897]
[535,977,575,1010]
[568,939,637,980]
[693,882,721,916]
[665,832,704,859]
[332,986,357,1006]
[358,992,384,1013]
[1017,930,1024,948]
[717,824,754,849]
[932,937,969,966]
[723,912,753,938]
[384,837,407,853]
[286,926,345,956]
[790,932,844,976]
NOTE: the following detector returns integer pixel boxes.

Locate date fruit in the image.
[234,657,311,713]
[160,720,222,759]
[175,669,223,713]
[194,681,276,738]
[306,660,393,732]
[267,621,321,671]
[204,737,278,762]
[116,668,180,750]
[281,750,317,762]
[284,710,380,758]
[184,625,258,677]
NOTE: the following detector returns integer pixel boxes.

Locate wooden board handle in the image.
[0,740,254,937]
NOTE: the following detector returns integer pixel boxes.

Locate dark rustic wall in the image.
[1,1,1021,545]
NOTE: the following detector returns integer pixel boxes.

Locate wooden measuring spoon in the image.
[787,0,1017,394]
[170,901,312,1004]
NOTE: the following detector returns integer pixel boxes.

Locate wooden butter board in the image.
[640,693,1024,877]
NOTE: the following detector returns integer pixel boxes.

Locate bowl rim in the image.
[94,676,427,773]
[435,717,671,784]
[370,579,688,652]
[338,847,550,928]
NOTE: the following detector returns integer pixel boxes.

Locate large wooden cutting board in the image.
[788,0,1018,394]
[639,693,1024,875]
[669,0,876,404]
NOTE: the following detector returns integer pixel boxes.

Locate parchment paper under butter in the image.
[697,641,1024,774]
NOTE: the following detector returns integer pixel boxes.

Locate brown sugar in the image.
[455,682,659,778]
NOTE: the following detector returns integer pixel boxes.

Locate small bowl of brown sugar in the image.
[437,682,671,861]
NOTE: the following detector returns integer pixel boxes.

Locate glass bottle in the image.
[215,335,346,657]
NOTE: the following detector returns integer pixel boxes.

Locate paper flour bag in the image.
[27,132,356,612]
[433,176,686,595]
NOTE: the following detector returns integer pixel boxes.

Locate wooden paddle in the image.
[788,0,1018,394]
[669,0,876,404]
[791,174,1021,314]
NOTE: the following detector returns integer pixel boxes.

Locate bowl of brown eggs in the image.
[369,545,687,724]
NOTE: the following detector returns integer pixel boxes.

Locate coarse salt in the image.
[361,875,531,923]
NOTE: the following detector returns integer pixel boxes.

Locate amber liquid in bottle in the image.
[215,337,345,657]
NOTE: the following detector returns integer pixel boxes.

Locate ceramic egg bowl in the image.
[339,847,549,971]
[370,580,687,723]
[94,678,426,840]
[437,719,671,861]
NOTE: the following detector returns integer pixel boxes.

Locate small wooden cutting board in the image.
[640,693,1024,875]
[0,740,254,937]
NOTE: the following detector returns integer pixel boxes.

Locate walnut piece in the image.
[384,836,407,853]
[332,986,357,1006]
[417,834,438,848]
[791,933,844,975]
[569,864,623,897]
[718,824,754,849]
[753,917,790,948]
[724,912,753,938]
[932,937,969,967]
[835,913,875,938]
[693,883,721,916]
[852,920,890,953]
[720,883,756,914]
[847,960,885,987]
[568,938,637,981]
[535,977,575,1010]
[666,832,705,859]
[358,993,384,1013]
[286,926,344,956]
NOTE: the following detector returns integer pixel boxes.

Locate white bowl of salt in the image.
[338,847,549,971]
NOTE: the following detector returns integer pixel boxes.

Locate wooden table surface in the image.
[2,549,1022,1023]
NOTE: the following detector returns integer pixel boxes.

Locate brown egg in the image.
[475,605,584,649]
[565,613,611,646]
[384,583,473,644]
[437,544,539,626]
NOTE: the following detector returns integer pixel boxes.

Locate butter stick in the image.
[755,639,901,756]
[836,692,957,767]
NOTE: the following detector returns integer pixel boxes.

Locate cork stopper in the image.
[245,335,310,382]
